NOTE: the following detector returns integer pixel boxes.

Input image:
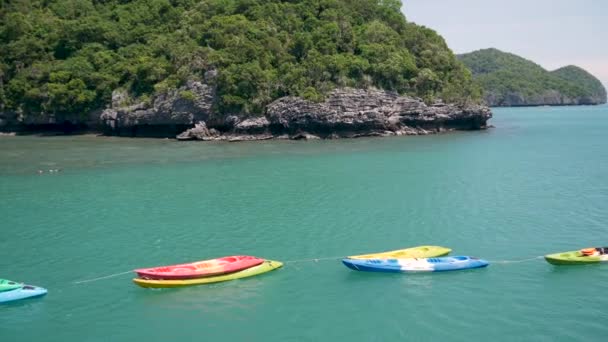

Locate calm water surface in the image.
[1,105,607,341]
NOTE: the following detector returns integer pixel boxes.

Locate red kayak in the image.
[135,255,265,280]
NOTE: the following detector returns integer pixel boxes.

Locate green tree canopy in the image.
[1,0,480,120]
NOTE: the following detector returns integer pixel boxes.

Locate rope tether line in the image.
[284,256,343,264]
[73,270,133,284]
[71,255,545,285]
[489,256,544,264]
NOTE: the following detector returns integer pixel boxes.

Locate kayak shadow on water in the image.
[0,297,46,310]
[340,267,489,288]
[544,263,608,274]
[538,263,608,289]
[133,276,277,310]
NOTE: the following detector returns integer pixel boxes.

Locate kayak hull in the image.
[545,250,608,265]
[0,279,23,292]
[135,255,265,280]
[342,256,489,273]
[348,246,451,260]
[0,285,47,304]
[133,260,283,288]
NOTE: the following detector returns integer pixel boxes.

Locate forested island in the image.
[458,48,607,107]
[0,0,490,139]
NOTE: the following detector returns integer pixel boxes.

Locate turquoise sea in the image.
[1,105,607,341]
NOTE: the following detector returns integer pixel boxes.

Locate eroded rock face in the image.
[3,83,491,138]
[263,88,492,138]
[234,117,270,134]
[0,109,98,133]
[0,80,482,137]
[95,85,492,139]
[101,80,215,136]
[0,111,20,130]
[176,122,219,141]
[171,88,491,141]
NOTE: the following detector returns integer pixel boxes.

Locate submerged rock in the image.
[176,122,219,141]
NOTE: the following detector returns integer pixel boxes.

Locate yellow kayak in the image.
[133,260,283,288]
[348,245,451,259]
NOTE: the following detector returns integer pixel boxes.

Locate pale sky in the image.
[404,0,608,89]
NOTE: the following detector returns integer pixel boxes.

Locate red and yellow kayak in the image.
[135,255,265,280]
[133,260,283,288]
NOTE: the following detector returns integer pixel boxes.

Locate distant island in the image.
[0,0,490,139]
[458,48,607,107]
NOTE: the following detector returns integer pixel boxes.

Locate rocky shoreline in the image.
[173,89,491,141]
[1,84,492,140]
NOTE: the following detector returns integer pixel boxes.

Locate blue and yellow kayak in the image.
[342,256,489,273]
[347,245,451,259]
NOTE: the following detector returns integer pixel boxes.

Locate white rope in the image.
[490,256,544,264]
[70,255,545,285]
[284,256,343,264]
[73,270,133,284]
[70,257,344,285]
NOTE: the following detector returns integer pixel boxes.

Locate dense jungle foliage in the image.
[0,0,481,121]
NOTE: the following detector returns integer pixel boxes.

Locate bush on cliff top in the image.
[0,0,481,120]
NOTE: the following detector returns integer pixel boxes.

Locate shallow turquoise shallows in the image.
[1,105,608,341]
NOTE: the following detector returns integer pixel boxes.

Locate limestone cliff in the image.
[100,85,491,140]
